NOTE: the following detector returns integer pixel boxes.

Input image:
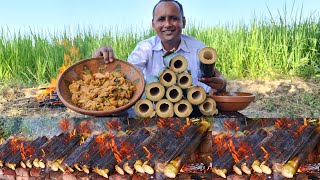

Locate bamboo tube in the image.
[177,72,192,89]
[134,99,156,118]
[282,125,320,178]
[173,99,193,118]
[163,52,188,73]
[166,85,183,103]
[145,75,165,102]
[198,47,218,77]
[198,97,218,116]
[163,121,211,178]
[158,68,177,87]
[155,99,174,118]
[185,86,206,105]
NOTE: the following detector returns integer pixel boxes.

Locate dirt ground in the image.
[0,78,319,118]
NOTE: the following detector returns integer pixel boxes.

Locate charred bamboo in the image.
[298,163,320,173]
[163,120,211,178]
[282,125,320,178]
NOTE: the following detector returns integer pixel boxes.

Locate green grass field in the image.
[0,14,319,86]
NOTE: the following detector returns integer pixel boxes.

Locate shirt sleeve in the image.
[127,41,152,72]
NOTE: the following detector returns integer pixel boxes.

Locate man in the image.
[93,0,226,94]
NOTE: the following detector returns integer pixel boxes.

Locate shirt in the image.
[127,34,211,92]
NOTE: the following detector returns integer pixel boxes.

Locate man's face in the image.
[152,1,186,46]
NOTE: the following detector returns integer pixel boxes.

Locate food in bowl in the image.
[69,71,136,111]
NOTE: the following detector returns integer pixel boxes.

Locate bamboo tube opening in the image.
[145,82,165,102]
[199,98,218,116]
[177,73,192,89]
[170,55,188,73]
[134,99,155,118]
[198,47,218,64]
[186,86,206,105]
[156,99,174,118]
[166,86,183,103]
[159,69,176,87]
[174,99,193,118]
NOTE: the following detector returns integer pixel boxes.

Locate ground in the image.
[0,78,319,118]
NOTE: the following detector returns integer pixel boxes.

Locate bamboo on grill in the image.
[282,125,320,178]
[5,136,47,170]
[163,52,188,73]
[155,123,201,172]
[185,86,206,105]
[145,75,165,102]
[173,99,193,118]
[177,72,192,89]
[158,68,176,87]
[163,120,211,178]
[134,99,156,118]
[198,97,218,116]
[155,99,174,118]
[212,126,274,178]
[258,125,315,174]
[298,163,320,173]
[166,85,183,103]
[198,47,218,77]
[0,137,24,167]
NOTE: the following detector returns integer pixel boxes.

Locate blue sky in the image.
[0,0,319,34]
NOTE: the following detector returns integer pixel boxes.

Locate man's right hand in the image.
[92,46,115,63]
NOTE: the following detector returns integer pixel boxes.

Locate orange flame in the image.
[142,146,152,159]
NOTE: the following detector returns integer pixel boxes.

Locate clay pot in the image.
[208,92,255,112]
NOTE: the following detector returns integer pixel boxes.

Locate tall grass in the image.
[0,12,319,86]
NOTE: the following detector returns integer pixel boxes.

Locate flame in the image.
[223,119,240,131]
[213,133,229,157]
[77,120,93,135]
[58,119,71,132]
[41,149,46,159]
[36,44,80,100]
[142,146,152,159]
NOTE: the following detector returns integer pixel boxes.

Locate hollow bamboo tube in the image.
[158,68,177,87]
[198,97,218,116]
[134,99,156,118]
[166,85,183,103]
[185,86,206,105]
[198,47,218,77]
[173,99,193,118]
[145,75,165,102]
[163,52,188,73]
[177,72,192,89]
[155,99,174,118]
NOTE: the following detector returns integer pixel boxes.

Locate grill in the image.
[0,116,319,180]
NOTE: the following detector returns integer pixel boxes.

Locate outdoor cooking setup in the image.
[0,48,319,180]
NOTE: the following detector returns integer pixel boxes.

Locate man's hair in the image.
[152,0,184,18]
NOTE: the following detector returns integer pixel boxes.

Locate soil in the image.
[0,78,319,118]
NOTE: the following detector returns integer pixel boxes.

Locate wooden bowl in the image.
[208,92,255,112]
[57,57,145,116]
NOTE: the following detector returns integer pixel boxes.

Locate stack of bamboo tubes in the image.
[134,47,219,118]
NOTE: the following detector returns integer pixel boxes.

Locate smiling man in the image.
[93,0,226,94]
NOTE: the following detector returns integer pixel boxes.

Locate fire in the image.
[36,43,80,101]
[223,119,240,131]
[142,146,152,159]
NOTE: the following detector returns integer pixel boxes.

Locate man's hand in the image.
[92,46,115,63]
[199,68,227,94]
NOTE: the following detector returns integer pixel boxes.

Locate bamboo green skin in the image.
[200,62,215,78]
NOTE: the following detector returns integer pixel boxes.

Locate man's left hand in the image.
[199,76,226,94]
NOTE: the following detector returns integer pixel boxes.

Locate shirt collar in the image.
[152,35,191,53]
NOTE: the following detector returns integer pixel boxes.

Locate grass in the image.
[0,9,319,86]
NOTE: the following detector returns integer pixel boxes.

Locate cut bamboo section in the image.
[155,99,174,118]
[166,85,183,103]
[145,75,165,102]
[198,97,218,116]
[134,99,156,118]
[177,72,192,89]
[198,47,218,77]
[163,52,188,73]
[158,68,176,87]
[173,99,193,118]
[185,86,206,105]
